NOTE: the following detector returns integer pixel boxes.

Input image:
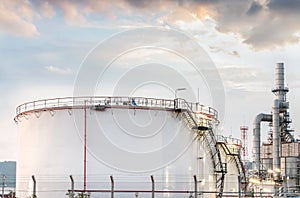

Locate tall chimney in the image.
[273,62,288,102]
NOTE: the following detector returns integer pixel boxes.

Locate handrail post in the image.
[110,175,114,198]
[32,175,36,198]
[151,175,154,198]
[194,175,197,198]
[2,175,5,198]
[174,98,178,109]
[83,100,87,192]
[69,175,74,198]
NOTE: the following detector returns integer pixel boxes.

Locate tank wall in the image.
[16,110,84,198]
[219,150,240,194]
[16,108,216,198]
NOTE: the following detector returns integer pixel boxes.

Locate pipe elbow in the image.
[253,113,272,127]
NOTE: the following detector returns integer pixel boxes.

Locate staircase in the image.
[175,99,225,198]
[218,141,247,192]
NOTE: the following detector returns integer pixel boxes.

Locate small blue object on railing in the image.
[131,98,137,106]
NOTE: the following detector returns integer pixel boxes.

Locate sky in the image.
[1,0,300,161]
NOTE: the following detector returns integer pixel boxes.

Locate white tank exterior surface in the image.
[15,96,238,198]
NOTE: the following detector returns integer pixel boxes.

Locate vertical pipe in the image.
[151,175,154,198]
[253,119,261,172]
[32,175,36,198]
[194,175,198,198]
[70,175,74,198]
[84,101,87,192]
[283,158,287,198]
[273,99,281,184]
[197,88,200,103]
[252,114,272,172]
[110,175,114,198]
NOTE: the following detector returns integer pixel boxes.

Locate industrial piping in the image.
[252,113,272,172]
[272,99,280,181]
[252,63,289,178]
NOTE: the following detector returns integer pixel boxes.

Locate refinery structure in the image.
[250,63,300,196]
[14,63,300,197]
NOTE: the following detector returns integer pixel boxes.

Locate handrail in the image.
[15,96,219,122]
[216,135,242,146]
[175,99,198,127]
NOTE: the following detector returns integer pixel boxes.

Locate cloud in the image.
[38,2,56,18]
[209,46,240,57]
[116,0,300,50]
[56,1,88,26]
[2,0,300,50]
[45,65,72,75]
[218,66,272,92]
[188,0,300,50]
[102,0,300,50]
[0,0,39,37]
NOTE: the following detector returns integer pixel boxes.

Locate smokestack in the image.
[273,62,288,102]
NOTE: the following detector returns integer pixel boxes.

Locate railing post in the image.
[2,175,5,198]
[69,175,74,198]
[194,175,197,198]
[110,175,114,198]
[83,100,87,192]
[151,175,154,198]
[32,175,36,198]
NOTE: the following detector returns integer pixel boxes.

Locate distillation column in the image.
[272,63,289,181]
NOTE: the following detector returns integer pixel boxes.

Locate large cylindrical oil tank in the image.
[15,97,224,198]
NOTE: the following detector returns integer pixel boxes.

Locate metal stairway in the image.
[218,141,247,192]
[176,99,225,198]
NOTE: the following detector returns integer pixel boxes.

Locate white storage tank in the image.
[15,96,227,198]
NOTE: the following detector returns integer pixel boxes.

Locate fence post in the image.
[32,175,36,198]
[110,175,114,198]
[69,175,74,198]
[194,175,197,198]
[2,175,5,198]
[151,175,154,198]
